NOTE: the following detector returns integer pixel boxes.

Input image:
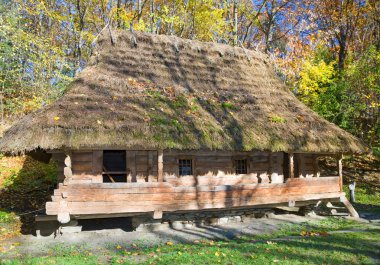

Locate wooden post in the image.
[338,153,343,192]
[63,152,72,185]
[289,152,294,178]
[127,151,137,182]
[158,149,163,182]
[313,155,320,178]
[59,152,72,223]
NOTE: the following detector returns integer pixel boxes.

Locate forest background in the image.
[0,0,379,156]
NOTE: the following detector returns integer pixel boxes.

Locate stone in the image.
[218,217,229,224]
[205,217,218,225]
[60,225,82,234]
[171,221,184,230]
[136,222,169,232]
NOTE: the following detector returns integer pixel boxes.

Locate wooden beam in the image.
[158,149,164,182]
[289,152,294,178]
[340,196,359,218]
[337,153,343,192]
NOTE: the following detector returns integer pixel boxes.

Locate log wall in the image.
[47,150,333,220]
[59,150,288,184]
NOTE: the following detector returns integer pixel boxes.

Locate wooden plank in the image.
[299,154,305,178]
[45,192,344,215]
[148,150,154,177]
[60,185,341,203]
[72,162,93,172]
[53,178,340,200]
[93,151,103,174]
[72,152,93,162]
[54,176,339,193]
[340,196,359,218]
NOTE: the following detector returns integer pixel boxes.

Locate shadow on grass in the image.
[107,229,380,265]
[0,154,57,235]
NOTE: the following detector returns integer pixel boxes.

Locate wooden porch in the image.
[45,149,358,223]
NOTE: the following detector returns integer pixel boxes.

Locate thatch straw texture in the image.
[0,30,366,154]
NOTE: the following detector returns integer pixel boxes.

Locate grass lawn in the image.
[1,218,379,265]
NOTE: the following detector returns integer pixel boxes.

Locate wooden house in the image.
[0,31,366,224]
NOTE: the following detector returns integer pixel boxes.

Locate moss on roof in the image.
[0,30,367,154]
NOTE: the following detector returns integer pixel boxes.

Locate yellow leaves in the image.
[166,241,174,246]
[53,116,60,121]
[116,245,122,249]
[298,58,335,105]
[214,251,220,257]
[300,231,328,237]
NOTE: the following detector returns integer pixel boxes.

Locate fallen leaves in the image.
[166,241,174,246]
[300,231,329,237]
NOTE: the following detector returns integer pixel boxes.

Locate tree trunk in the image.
[233,0,238,46]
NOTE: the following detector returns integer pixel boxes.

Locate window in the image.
[179,159,193,176]
[235,159,248,174]
[103,150,127,182]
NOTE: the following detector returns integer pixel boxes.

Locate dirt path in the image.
[1,213,379,260]
[0,214,323,258]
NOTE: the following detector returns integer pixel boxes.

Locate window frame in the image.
[178,157,194,176]
[102,150,127,183]
[233,157,249,175]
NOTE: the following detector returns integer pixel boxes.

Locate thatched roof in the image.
[0,30,366,154]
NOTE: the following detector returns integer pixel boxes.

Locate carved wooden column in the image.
[158,149,164,182]
[63,152,72,185]
[337,153,343,192]
[289,152,294,178]
[58,152,72,224]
